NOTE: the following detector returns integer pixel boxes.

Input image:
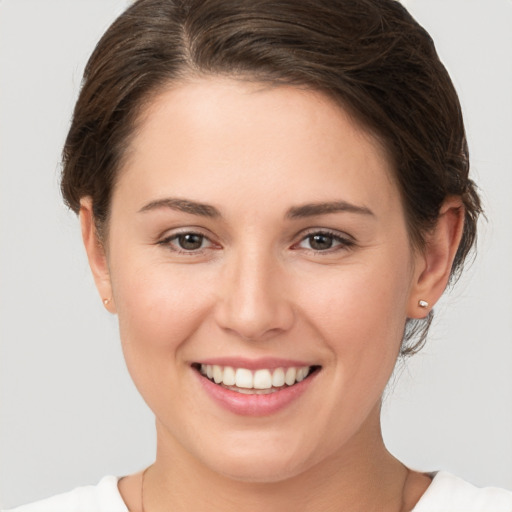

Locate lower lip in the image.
[195,369,318,416]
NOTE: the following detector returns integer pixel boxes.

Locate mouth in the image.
[192,363,321,395]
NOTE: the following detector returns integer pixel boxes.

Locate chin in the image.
[195,434,318,484]
[213,455,307,484]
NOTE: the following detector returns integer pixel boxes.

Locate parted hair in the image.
[61,0,482,354]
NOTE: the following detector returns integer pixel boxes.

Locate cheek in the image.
[113,257,210,339]
[291,257,413,446]
[110,260,222,425]
[110,256,216,391]
[299,253,412,374]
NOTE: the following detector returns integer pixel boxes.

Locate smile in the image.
[195,364,320,394]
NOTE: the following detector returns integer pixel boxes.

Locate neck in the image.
[144,413,410,512]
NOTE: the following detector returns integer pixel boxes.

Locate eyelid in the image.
[299,227,355,242]
[292,228,355,252]
[157,228,220,255]
[156,226,354,255]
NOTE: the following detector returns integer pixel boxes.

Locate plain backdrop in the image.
[1,0,511,508]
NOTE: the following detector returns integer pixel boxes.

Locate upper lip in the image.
[192,357,318,370]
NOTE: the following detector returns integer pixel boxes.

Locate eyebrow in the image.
[138,198,221,218]
[286,201,374,219]
[138,197,374,219]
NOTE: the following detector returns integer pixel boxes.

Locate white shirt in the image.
[4,471,512,512]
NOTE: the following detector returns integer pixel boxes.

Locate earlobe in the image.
[79,197,116,313]
[408,197,465,319]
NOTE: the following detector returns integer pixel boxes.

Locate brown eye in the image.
[296,230,354,253]
[177,233,205,251]
[158,230,220,255]
[308,233,334,251]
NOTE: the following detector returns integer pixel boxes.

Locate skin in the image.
[81,78,464,511]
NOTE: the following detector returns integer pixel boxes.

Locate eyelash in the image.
[157,229,355,255]
[157,230,216,255]
[294,229,355,254]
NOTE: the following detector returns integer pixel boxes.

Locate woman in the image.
[4,0,512,510]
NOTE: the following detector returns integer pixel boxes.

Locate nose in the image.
[214,246,295,341]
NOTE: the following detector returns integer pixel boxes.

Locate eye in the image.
[305,233,336,251]
[158,231,215,253]
[296,230,354,252]
[175,233,206,251]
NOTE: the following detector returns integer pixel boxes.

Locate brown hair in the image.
[61,0,482,354]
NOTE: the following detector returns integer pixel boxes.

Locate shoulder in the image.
[2,476,128,512]
[413,471,512,512]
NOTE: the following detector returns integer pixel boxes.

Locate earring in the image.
[103,298,111,306]
[418,299,429,309]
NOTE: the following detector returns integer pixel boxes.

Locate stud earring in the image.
[103,298,111,306]
[418,299,429,308]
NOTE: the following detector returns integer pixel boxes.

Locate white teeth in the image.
[272,368,285,387]
[223,366,236,386]
[212,365,223,384]
[199,364,314,390]
[285,367,297,386]
[253,369,272,389]
[296,367,307,382]
[235,368,253,388]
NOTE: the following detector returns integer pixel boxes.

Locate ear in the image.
[80,197,116,314]
[408,197,465,319]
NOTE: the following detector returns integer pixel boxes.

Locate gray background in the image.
[1,0,511,508]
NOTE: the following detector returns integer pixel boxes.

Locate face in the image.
[95,78,425,482]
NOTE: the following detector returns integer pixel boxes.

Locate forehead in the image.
[117,77,399,217]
